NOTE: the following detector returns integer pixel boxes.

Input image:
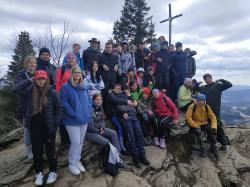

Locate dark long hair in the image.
[32,78,50,115]
[90,61,101,83]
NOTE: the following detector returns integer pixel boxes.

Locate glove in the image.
[211,128,217,134]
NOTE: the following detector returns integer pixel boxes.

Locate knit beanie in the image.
[39,47,51,57]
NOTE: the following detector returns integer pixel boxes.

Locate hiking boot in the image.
[76,161,86,173]
[46,172,57,184]
[68,164,81,175]
[159,138,166,149]
[133,156,141,168]
[144,137,151,146]
[210,145,219,159]
[221,145,227,151]
[139,155,150,165]
[147,137,154,145]
[121,150,131,156]
[154,137,160,146]
[34,172,43,186]
[200,147,206,157]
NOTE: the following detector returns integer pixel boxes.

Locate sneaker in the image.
[76,161,86,173]
[159,138,166,149]
[144,137,151,146]
[46,172,57,184]
[68,164,81,175]
[26,146,33,160]
[133,156,141,168]
[34,172,43,186]
[154,137,160,146]
[139,155,150,165]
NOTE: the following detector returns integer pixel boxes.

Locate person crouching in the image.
[185,94,218,158]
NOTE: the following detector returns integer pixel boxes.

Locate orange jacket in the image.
[186,103,217,129]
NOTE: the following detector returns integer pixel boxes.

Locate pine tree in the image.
[4,31,35,89]
[113,0,156,45]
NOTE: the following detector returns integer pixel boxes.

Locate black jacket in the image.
[154,49,173,73]
[99,51,118,83]
[82,47,101,71]
[36,58,56,85]
[23,85,63,134]
[14,69,34,119]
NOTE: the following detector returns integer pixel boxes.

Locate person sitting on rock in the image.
[177,78,195,112]
[114,86,150,168]
[137,87,155,145]
[130,81,142,101]
[86,93,121,152]
[152,89,179,149]
[186,94,218,158]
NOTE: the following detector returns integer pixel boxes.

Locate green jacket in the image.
[177,85,193,108]
[197,79,232,117]
[131,89,142,101]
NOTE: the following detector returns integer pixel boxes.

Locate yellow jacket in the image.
[186,103,217,129]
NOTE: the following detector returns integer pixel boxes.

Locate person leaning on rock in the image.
[186,94,218,158]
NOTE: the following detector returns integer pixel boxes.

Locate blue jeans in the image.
[125,119,145,157]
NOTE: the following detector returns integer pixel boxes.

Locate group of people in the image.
[13,35,232,186]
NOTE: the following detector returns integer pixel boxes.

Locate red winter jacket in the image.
[55,67,71,93]
[152,92,179,120]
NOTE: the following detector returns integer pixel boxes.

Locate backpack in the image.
[99,143,120,177]
[192,103,208,115]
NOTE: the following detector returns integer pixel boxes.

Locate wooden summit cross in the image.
[160,3,183,45]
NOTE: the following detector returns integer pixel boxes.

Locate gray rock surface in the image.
[1,126,250,187]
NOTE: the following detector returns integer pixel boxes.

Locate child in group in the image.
[17,70,63,185]
[186,94,218,158]
[124,68,137,87]
[115,86,150,168]
[137,87,155,145]
[130,81,142,101]
[136,67,146,88]
[86,93,121,152]
[144,66,155,89]
[86,61,105,98]
[152,89,179,149]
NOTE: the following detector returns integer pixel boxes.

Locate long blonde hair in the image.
[70,66,84,87]
[23,55,36,69]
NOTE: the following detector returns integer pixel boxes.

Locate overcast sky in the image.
[0,0,250,85]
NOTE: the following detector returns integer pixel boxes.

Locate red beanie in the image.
[35,70,48,79]
[142,87,151,95]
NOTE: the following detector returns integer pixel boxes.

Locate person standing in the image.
[20,70,63,185]
[99,42,119,109]
[82,38,101,72]
[36,47,56,85]
[196,73,232,150]
[14,56,37,159]
[60,66,92,175]
[184,48,196,78]
[118,41,136,80]
[62,43,84,71]
[154,41,173,92]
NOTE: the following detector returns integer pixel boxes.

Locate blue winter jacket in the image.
[60,80,92,126]
[62,51,84,71]
[172,50,197,77]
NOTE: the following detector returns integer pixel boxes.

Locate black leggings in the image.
[153,116,173,138]
[30,114,57,173]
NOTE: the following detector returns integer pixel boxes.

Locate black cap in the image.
[39,47,50,57]
[175,42,182,48]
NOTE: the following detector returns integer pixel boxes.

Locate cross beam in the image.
[160,4,183,45]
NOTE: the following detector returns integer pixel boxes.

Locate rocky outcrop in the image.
[1,126,250,187]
